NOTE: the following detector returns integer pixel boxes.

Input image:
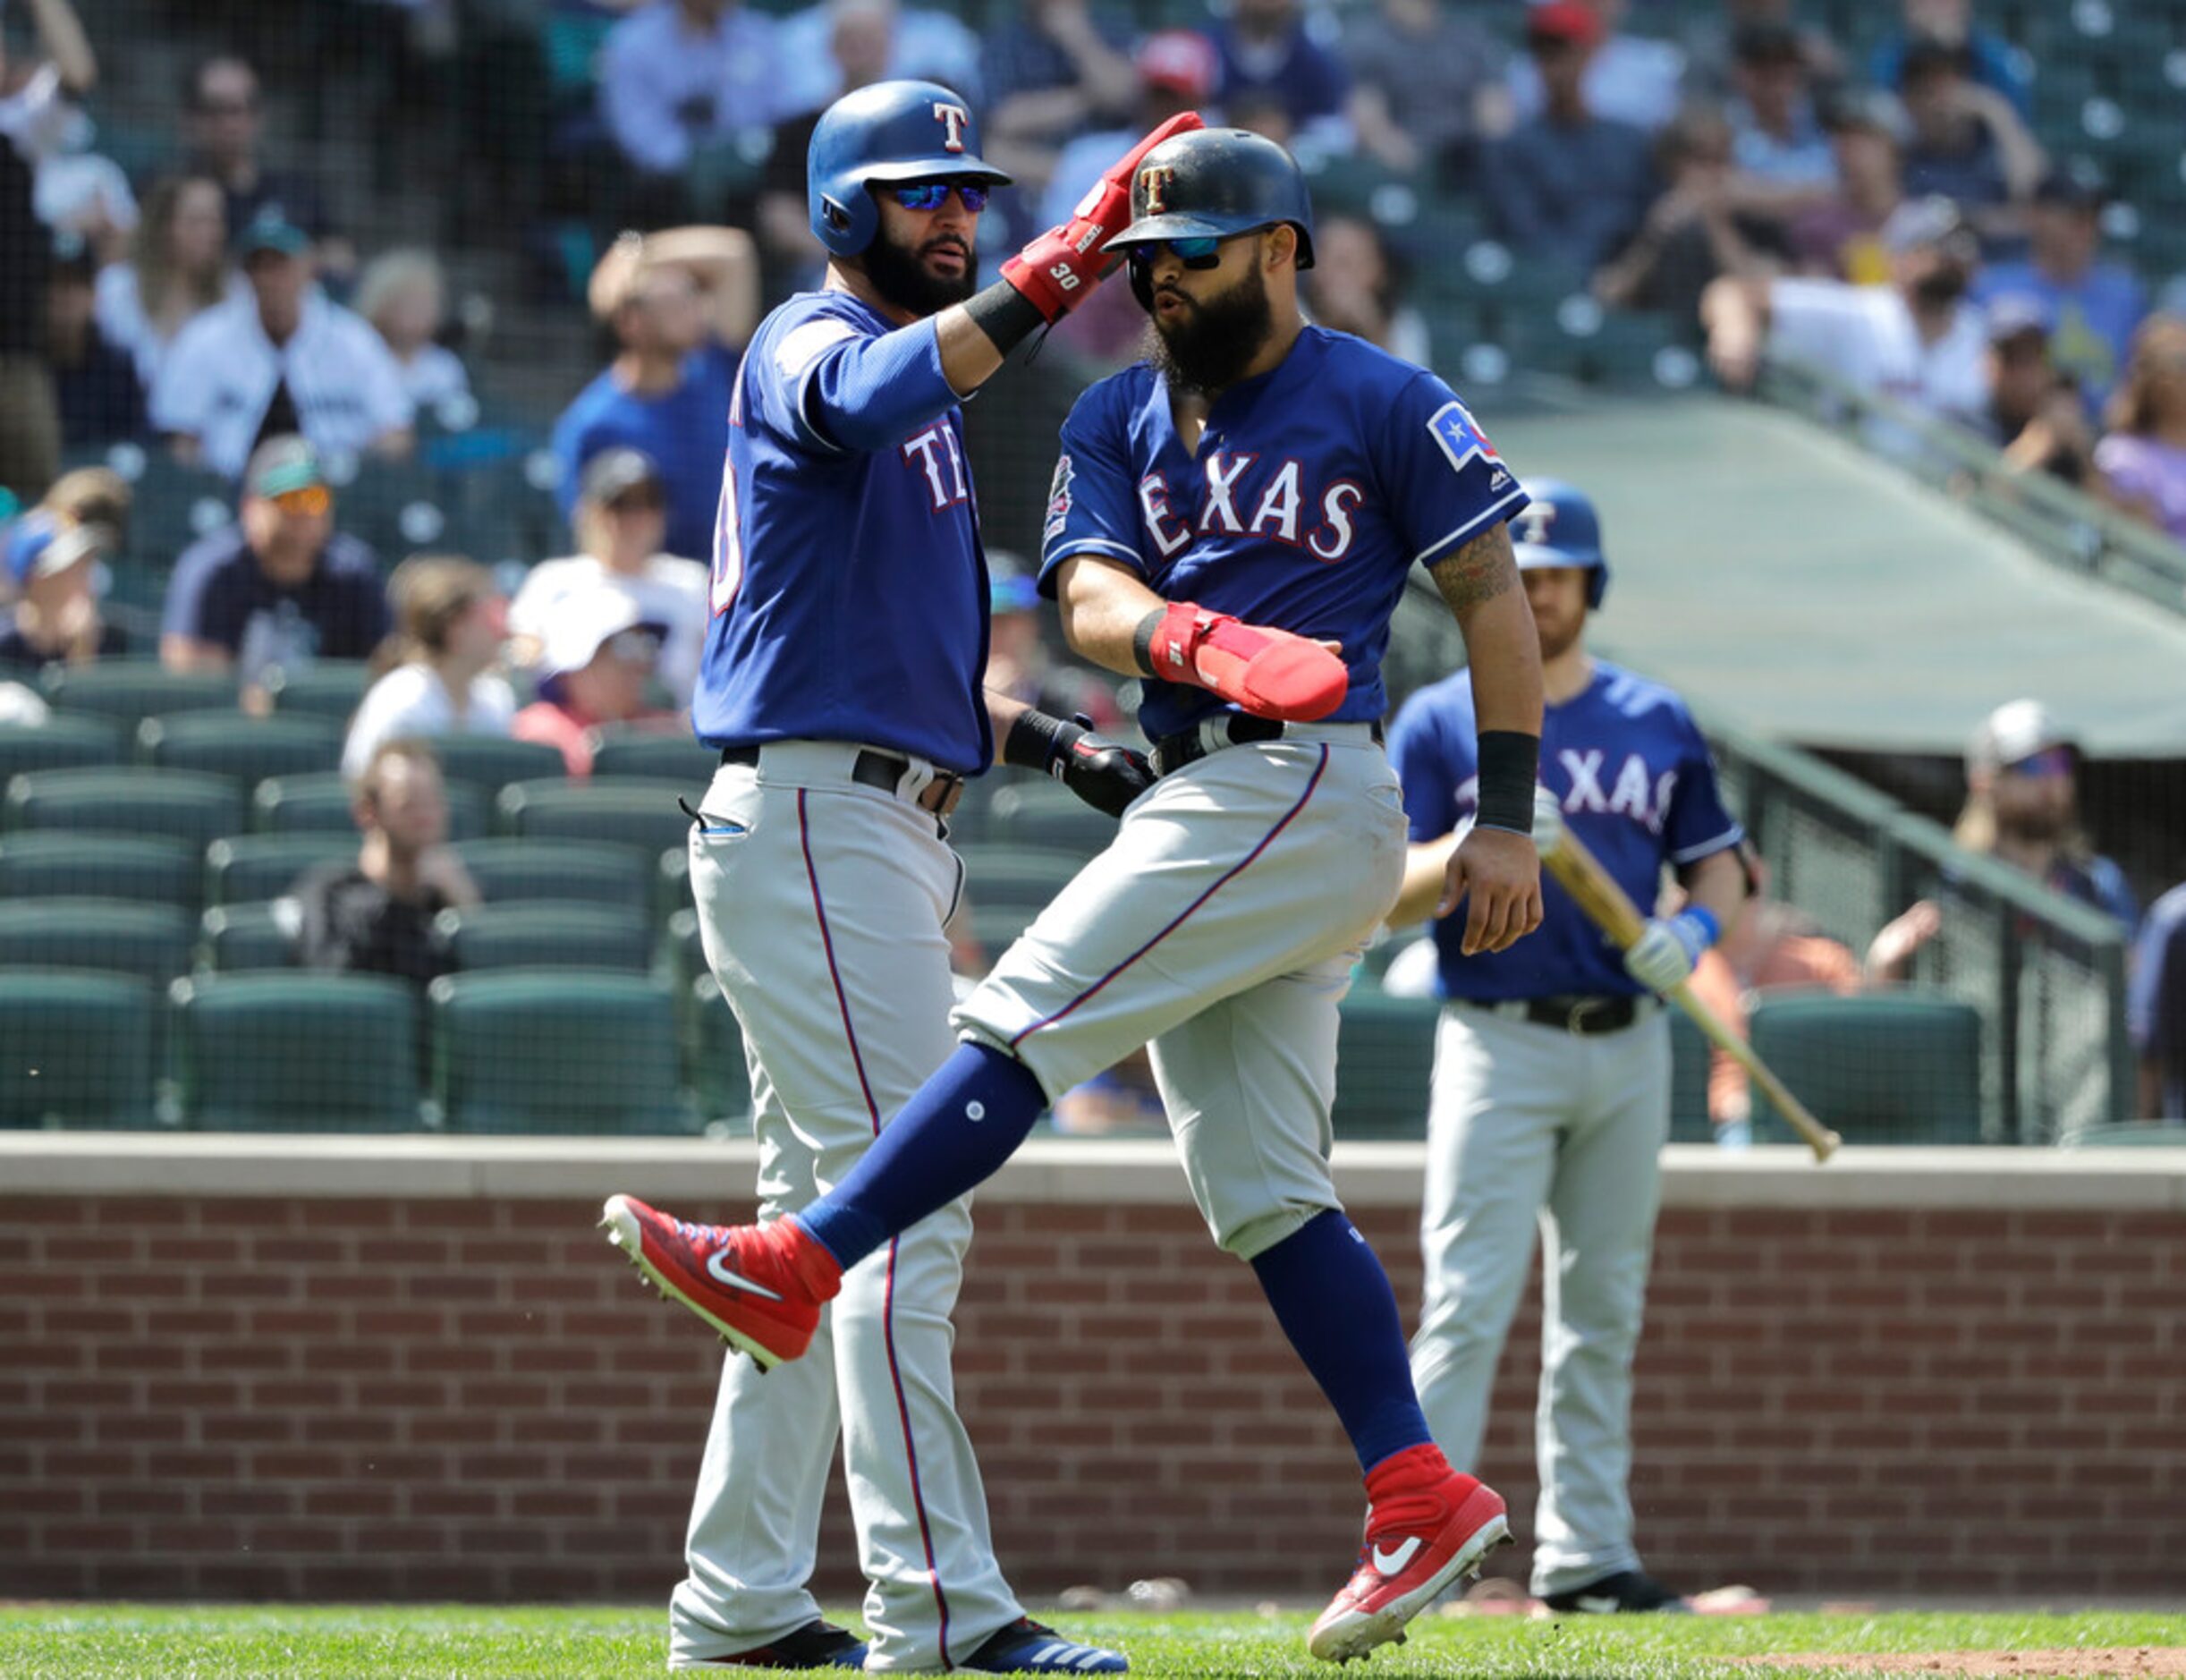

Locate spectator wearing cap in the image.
[1787,89,1909,284]
[342,556,515,783]
[1895,31,2043,234]
[1508,0,1685,137]
[0,509,123,673]
[511,587,680,778]
[753,2,900,292]
[980,550,1121,734]
[510,448,708,708]
[1869,0,2029,123]
[1679,0,1842,101]
[177,55,342,268]
[46,241,142,449]
[161,436,388,683]
[149,208,414,481]
[1952,700,2134,927]
[550,225,757,567]
[1723,21,1833,193]
[1211,0,1351,161]
[2094,315,2186,545]
[1704,195,1988,429]
[1972,168,2145,416]
[771,0,982,121]
[598,0,783,208]
[354,249,473,417]
[94,174,235,395]
[1979,298,2095,487]
[2129,881,2186,1121]
[1343,0,1511,187]
[1484,4,1658,274]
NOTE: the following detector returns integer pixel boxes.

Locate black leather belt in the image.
[1149,715,1382,777]
[1455,994,1644,1036]
[719,743,964,817]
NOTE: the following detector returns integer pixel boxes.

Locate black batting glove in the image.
[1004,708,1156,819]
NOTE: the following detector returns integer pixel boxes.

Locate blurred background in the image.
[2,0,2184,1150]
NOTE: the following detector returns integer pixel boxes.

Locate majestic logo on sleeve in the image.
[1427,400,1502,474]
[933,102,970,151]
[1044,454,1074,542]
[1139,165,1176,215]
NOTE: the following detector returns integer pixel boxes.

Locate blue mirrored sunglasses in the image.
[888,182,991,212]
[1128,235,1224,267]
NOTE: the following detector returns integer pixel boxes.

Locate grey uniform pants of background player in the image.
[1408,1005,1671,1599]
[674,742,1023,1672]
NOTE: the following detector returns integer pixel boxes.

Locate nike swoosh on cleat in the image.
[1371,1537,1422,1576]
[704,1250,784,1299]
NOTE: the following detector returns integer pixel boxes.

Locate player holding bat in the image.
[1385,478,1749,1615]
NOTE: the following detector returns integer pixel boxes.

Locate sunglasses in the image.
[1128,236,1224,270]
[270,486,331,518]
[887,182,990,213]
[2004,745,2074,779]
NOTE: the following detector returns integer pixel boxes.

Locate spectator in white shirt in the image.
[150,208,415,480]
[599,0,782,180]
[343,554,516,783]
[508,448,707,708]
[94,173,233,390]
[771,0,981,119]
[354,248,472,417]
[1508,0,1685,135]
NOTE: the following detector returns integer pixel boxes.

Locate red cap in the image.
[1136,30,1220,100]
[1527,2,1604,47]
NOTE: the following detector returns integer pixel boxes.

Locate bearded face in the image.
[1140,248,1278,396]
[860,202,979,318]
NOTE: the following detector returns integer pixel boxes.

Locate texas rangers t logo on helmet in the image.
[1514,501,1559,547]
[932,101,970,151]
[1140,164,1176,215]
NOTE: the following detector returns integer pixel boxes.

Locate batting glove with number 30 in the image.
[1623,907,1720,994]
[1001,112,1204,321]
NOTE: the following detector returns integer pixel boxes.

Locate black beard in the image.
[1143,262,1275,395]
[861,226,976,318]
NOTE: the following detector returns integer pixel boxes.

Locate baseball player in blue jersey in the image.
[1385,481,1749,1615]
[600,82,1199,1674]
[606,127,1552,1667]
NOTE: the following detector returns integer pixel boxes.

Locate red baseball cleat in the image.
[600,1195,840,1369]
[1307,1447,1511,1664]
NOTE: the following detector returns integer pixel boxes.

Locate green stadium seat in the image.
[429,968,694,1134]
[1331,988,1441,1141]
[434,902,654,972]
[204,833,357,908]
[251,772,488,841]
[0,833,199,912]
[655,846,695,929]
[2058,1121,2186,1149]
[199,901,301,972]
[0,968,155,1127]
[169,972,423,1132]
[1747,989,1984,1145]
[451,838,651,916]
[589,727,717,784]
[432,734,568,793]
[495,776,691,859]
[40,658,237,725]
[682,973,752,1131]
[1669,1008,1714,1144]
[338,456,450,562]
[957,843,1081,914]
[0,715,125,787]
[262,660,372,722]
[980,777,1120,856]
[664,908,710,993]
[4,768,244,853]
[137,711,344,783]
[0,897,196,988]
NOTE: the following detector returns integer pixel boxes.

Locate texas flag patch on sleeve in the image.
[1428,400,1503,474]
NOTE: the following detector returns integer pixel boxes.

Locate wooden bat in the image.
[1536,823,1842,1163]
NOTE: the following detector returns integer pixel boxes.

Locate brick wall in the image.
[2,1141,2182,1601]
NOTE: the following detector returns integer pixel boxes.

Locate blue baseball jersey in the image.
[1038,327,1528,740]
[1390,660,1744,1001]
[694,291,991,774]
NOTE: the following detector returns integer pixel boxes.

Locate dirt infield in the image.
[1758,1650,2186,1677]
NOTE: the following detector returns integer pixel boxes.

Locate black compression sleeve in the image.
[963,281,1047,357]
[1473,730,1540,836]
[1002,707,1071,774]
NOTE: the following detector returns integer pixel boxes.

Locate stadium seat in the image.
[204,833,357,908]
[429,968,694,1134]
[1669,1009,1714,1144]
[0,898,196,988]
[199,901,301,972]
[0,968,155,1127]
[4,768,244,853]
[450,838,651,916]
[0,714,125,787]
[137,711,344,784]
[0,833,200,912]
[664,908,710,993]
[262,660,372,722]
[2057,1121,2186,1149]
[39,658,236,725]
[589,727,717,784]
[1331,988,1441,1141]
[957,843,1081,914]
[432,734,568,794]
[169,972,422,1131]
[252,772,488,841]
[495,777,692,859]
[682,973,752,1131]
[980,777,1121,856]
[654,846,694,929]
[434,902,654,972]
[1747,989,1985,1145]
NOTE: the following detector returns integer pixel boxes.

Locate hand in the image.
[1864,899,1942,982]
[1001,111,1204,322]
[1530,784,1564,861]
[1049,714,1156,819]
[1623,908,1719,994]
[1438,826,1543,956]
[1707,318,1761,391]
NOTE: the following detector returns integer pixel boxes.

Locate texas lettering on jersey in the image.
[1137,454,1368,562]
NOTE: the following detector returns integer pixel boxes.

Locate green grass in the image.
[1,1606,2182,1678]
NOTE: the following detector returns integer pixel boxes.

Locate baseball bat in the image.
[1535,824,1843,1164]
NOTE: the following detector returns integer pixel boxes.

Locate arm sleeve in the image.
[350,323,415,437]
[1663,708,1746,866]
[1376,372,1529,568]
[1764,279,1868,372]
[1036,386,1148,588]
[750,312,960,456]
[1481,137,1550,252]
[2128,909,2183,1054]
[160,546,216,641]
[148,323,217,438]
[1388,697,1460,845]
[599,30,688,173]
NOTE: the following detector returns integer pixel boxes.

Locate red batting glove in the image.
[1001,111,1204,323]
[1147,601,1349,723]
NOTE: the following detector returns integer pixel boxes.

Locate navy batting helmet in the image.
[1509,479,1610,610]
[806,80,1012,259]
[1105,127,1316,310]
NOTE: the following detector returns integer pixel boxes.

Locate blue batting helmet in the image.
[1106,127,1316,310]
[1509,479,1609,609]
[806,80,1012,259]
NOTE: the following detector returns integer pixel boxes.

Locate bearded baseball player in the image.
[606,127,1549,1667]
[602,82,1194,1674]
[1386,481,1749,1614]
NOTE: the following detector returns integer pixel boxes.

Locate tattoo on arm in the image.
[1428,521,1519,619]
